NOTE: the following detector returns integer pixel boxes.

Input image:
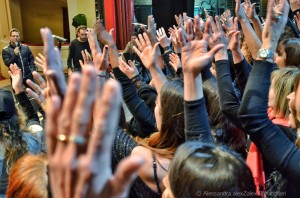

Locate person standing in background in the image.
[2,28,36,88]
[67,25,91,76]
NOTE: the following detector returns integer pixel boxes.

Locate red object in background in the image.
[104,0,117,42]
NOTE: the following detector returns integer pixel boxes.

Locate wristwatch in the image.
[257,49,275,60]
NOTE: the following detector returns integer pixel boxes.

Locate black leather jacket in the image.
[2,43,35,78]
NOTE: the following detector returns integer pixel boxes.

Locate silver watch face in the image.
[259,49,267,58]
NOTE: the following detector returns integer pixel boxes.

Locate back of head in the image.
[169,142,255,198]
[6,154,48,198]
[147,79,184,157]
[202,81,247,158]
[0,89,16,121]
[284,38,300,68]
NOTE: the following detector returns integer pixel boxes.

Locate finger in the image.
[143,32,152,47]
[128,60,135,67]
[135,37,143,51]
[41,28,56,71]
[71,65,97,139]
[186,19,194,42]
[102,45,109,66]
[79,60,84,69]
[251,3,256,12]
[81,50,87,63]
[138,34,146,48]
[32,71,47,89]
[133,46,141,57]
[207,44,225,58]
[8,71,13,78]
[245,0,251,7]
[162,27,166,35]
[210,16,217,33]
[233,17,239,31]
[45,95,61,156]
[203,18,212,43]
[26,78,43,95]
[177,28,187,47]
[109,28,114,37]
[215,16,222,33]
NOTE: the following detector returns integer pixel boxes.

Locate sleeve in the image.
[215,60,243,129]
[161,49,176,78]
[2,48,18,67]
[113,67,157,136]
[201,62,215,82]
[27,47,36,71]
[15,91,40,126]
[112,128,137,170]
[232,58,252,94]
[238,60,300,183]
[122,42,131,54]
[67,43,74,69]
[184,98,214,143]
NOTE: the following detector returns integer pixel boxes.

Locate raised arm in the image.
[133,33,167,94]
[179,18,223,142]
[235,0,262,59]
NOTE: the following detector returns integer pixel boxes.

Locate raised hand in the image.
[243,0,258,21]
[118,58,139,79]
[46,65,145,198]
[294,12,300,32]
[261,0,289,52]
[156,27,171,48]
[94,19,115,47]
[133,33,160,71]
[235,0,248,20]
[26,71,49,112]
[140,15,157,45]
[168,25,181,52]
[169,53,182,71]
[87,28,109,73]
[290,0,300,12]
[79,49,92,69]
[228,17,240,52]
[179,18,224,77]
[8,64,23,93]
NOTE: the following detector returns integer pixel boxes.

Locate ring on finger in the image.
[57,134,68,142]
[69,135,86,145]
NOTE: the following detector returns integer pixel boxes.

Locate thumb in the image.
[111,156,145,197]
[251,3,256,12]
[208,44,225,58]
[109,28,114,36]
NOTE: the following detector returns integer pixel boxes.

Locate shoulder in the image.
[131,145,151,157]
[2,45,11,52]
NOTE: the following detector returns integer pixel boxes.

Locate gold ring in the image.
[69,135,86,145]
[57,134,68,142]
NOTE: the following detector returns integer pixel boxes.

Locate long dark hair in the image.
[138,79,184,158]
[0,113,28,174]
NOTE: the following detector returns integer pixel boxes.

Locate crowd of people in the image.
[1,0,300,197]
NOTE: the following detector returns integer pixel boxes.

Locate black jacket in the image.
[2,43,35,78]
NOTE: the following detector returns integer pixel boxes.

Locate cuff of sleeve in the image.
[252,60,276,76]
[233,58,246,69]
[15,91,28,103]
